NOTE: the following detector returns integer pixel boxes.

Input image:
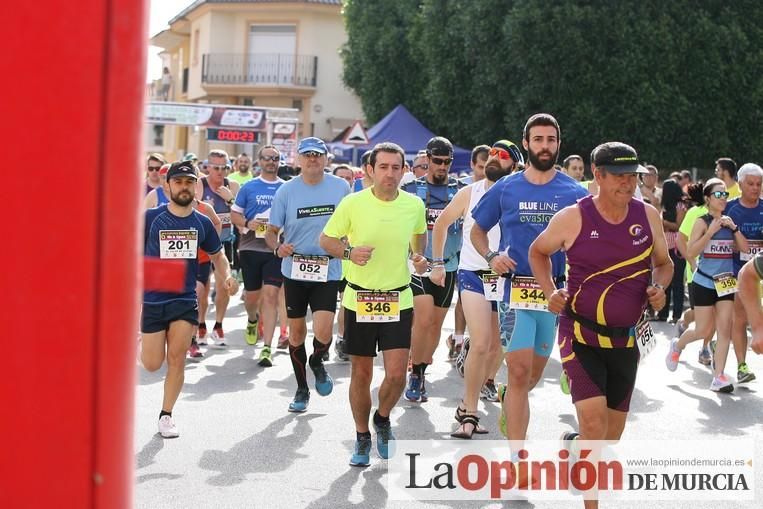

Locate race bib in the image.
[355,291,400,322]
[254,216,269,239]
[481,272,505,302]
[218,212,232,227]
[713,272,738,296]
[426,207,444,230]
[291,255,329,282]
[159,230,198,259]
[740,240,763,261]
[509,276,548,311]
[635,315,655,360]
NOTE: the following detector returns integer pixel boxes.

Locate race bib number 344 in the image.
[159,230,198,259]
[509,276,548,311]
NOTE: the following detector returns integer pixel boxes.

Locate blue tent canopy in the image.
[327,104,471,173]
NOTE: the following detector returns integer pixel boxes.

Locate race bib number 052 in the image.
[159,230,198,259]
[355,291,400,322]
[509,276,548,311]
[635,315,655,360]
[291,255,329,282]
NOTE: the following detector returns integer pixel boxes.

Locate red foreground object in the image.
[1,1,148,508]
[144,257,188,293]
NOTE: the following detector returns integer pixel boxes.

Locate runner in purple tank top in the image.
[529,142,672,509]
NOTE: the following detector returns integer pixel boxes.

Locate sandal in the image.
[451,414,481,439]
[454,403,488,434]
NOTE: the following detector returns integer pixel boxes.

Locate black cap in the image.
[167,160,199,180]
[592,142,647,174]
[426,136,453,157]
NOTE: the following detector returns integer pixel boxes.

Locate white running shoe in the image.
[158,415,179,438]
[709,374,734,393]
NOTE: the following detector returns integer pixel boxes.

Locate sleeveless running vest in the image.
[565,196,653,348]
[201,177,234,242]
[460,180,500,271]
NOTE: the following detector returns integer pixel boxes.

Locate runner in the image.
[723,162,763,383]
[402,136,462,402]
[230,144,285,367]
[266,137,350,412]
[470,113,588,454]
[737,253,763,354]
[228,153,254,187]
[141,160,238,438]
[715,157,740,199]
[320,142,427,467]
[431,139,521,438]
[145,153,166,195]
[529,141,672,509]
[197,149,240,345]
[666,178,748,392]
[144,164,171,208]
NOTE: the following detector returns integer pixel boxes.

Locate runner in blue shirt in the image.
[231,144,285,366]
[265,137,351,413]
[471,113,587,459]
[141,160,238,439]
[724,162,763,384]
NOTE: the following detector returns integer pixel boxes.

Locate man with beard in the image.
[402,136,463,402]
[228,153,254,186]
[431,139,523,438]
[471,114,587,458]
[141,160,239,437]
[231,145,285,366]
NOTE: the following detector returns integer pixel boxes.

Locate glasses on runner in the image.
[208,164,229,171]
[301,151,324,159]
[412,163,429,171]
[711,191,730,199]
[489,147,513,160]
[147,165,162,172]
[429,156,453,166]
[260,155,280,162]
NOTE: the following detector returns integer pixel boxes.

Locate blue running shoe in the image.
[288,388,310,413]
[310,362,334,396]
[373,421,395,459]
[404,374,421,402]
[349,437,372,467]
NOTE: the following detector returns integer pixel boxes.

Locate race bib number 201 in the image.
[159,230,198,259]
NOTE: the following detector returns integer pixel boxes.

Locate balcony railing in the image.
[202,53,317,87]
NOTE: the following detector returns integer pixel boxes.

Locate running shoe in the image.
[277,333,289,349]
[288,388,310,413]
[197,326,208,346]
[310,361,334,396]
[334,337,349,361]
[665,338,681,371]
[455,337,470,378]
[258,345,273,367]
[158,415,179,438]
[373,420,395,459]
[480,379,499,402]
[497,383,508,438]
[737,363,756,384]
[710,373,734,393]
[404,374,422,402]
[188,339,203,359]
[446,334,459,362]
[349,437,372,467]
[420,375,428,403]
[210,327,226,347]
[560,370,571,395]
[559,431,580,458]
[245,321,259,345]
[697,347,712,366]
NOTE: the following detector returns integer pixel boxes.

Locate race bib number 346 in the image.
[159,230,198,259]
[356,291,400,322]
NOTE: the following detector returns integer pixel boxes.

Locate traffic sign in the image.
[342,120,369,145]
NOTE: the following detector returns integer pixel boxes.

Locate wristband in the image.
[274,244,281,257]
[484,251,499,264]
[651,283,666,291]
[432,257,445,263]
[731,226,739,233]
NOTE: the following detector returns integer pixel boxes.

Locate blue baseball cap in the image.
[297,137,327,154]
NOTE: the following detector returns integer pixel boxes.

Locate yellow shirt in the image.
[727,182,741,200]
[323,188,426,311]
[679,205,708,283]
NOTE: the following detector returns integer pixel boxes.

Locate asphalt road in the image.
[134,293,762,508]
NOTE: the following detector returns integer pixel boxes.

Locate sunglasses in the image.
[430,156,453,166]
[147,166,162,172]
[301,151,324,159]
[489,147,513,160]
[260,155,280,162]
[412,164,429,171]
[208,164,229,171]
[711,191,730,199]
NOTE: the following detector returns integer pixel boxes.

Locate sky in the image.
[147,0,196,81]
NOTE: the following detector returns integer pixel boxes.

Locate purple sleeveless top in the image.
[563,196,652,348]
